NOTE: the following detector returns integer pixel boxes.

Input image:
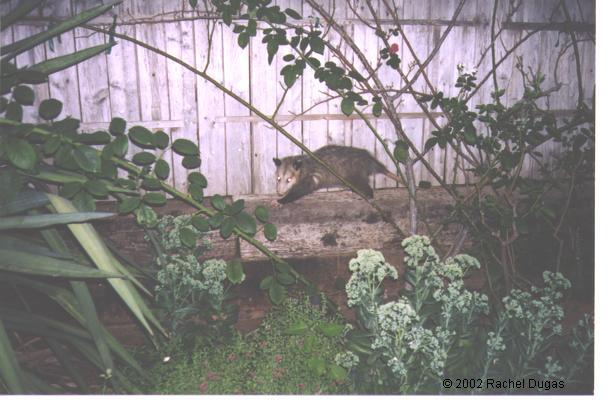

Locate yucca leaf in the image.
[27,43,114,76]
[0,319,25,393]
[1,273,147,379]
[0,190,48,216]
[71,281,116,389]
[0,235,71,259]
[0,248,124,278]
[0,0,44,32]
[28,169,138,195]
[46,339,89,393]
[0,211,113,230]
[1,0,122,60]
[47,194,156,336]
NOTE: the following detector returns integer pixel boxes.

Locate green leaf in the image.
[132,151,156,166]
[307,356,326,377]
[208,213,223,229]
[424,137,438,151]
[276,271,295,285]
[225,199,245,215]
[259,275,275,290]
[72,192,95,212]
[112,135,128,157]
[372,101,382,117]
[317,322,344,337]
[181,155,201,169]
[235,211,256,235]
[0,1,121,59]
[237,32,249,49]
[226,260,245,284]
[109,117,126,136]
[188,183,204,201]
[340,97,354,116]
[6,139,37,170]
[302,335,315,353]
[0,190,48,216]
[211,194,226,211]
[59,181,81,199]
[188,0,198,9]
[5,102,22,121]
[187,172,207,188]
[72,145,100,173]
[463,129,477,145]
[284,8,302,19]
[191,216,210,232]
[0,248,122,278]
[171,138,199,156]
[28,44,113,77]
[0,96,7,113]
[285,320,309,335]
[219,216,236,239]
[255,205,269,222]
[0,320,25,393]
[13,85,34,105]
[0,0,43,32]
[75,131,111,145]
[84,180,108,198]
[393,140,409,163]
[142,177,162,191]
[154,159,170,180]
[135,204,158,228]
[118,197,140,214]
[38,98,63,120]
[309,35,325,55]
[154,131,169,149]
[179,227,196,248]
[128,126,155,149]
[264,223,277,241]
[268,281,286,305]
[142,192,166,206]
[329,364,347,380]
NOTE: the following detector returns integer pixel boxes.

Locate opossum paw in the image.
[270,199,283,208]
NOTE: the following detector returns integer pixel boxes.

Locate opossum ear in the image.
[293,158,303,170]
[273,157,281,167]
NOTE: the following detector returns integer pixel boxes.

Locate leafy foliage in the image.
[339,236,593,394]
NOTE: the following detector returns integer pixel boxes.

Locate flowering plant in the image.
[147,215,245,342]
[340,235,593,394]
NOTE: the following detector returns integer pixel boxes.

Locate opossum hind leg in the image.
[350,176,374,198]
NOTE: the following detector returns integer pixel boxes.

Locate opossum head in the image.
[273,156,303,196]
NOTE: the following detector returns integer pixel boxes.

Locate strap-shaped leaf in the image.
[0,248,123,279]
[0,319,25,393]
[0,190,48,217]
[0,0,44,32]
[0,211,113,230]
[26,43,114,76]
[0,0,121,60]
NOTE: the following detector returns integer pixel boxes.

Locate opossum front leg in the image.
[277,176,317,204]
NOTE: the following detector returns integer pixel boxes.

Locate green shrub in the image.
[132,295,350,394]
[339,235,593,394]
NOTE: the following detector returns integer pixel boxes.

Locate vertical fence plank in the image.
[195,20,227,195]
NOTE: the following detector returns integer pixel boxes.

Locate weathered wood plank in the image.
[222,24,253,195]
[194,20,227,195]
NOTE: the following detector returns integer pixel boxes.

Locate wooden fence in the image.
[1,0,595,196]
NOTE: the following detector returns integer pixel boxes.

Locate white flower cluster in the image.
[434,280,490,319]
[158,215,194,252]
[335,351,360,369]
[486,331,506,353]
[345,249,398,307]
[502,272,571,344]
[201,259,228,298]
[542,356,563,380]
[401,235,439,269]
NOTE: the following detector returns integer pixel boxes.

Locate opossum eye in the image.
[287,177,292,183]
[277,176,281,181]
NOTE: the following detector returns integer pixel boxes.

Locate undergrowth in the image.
[124,295,350,394]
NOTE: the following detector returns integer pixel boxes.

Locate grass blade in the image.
[0,0,44,32]
[28,43,113,75]
[0,191,48,217]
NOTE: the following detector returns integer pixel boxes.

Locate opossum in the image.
[272,145,401,204]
